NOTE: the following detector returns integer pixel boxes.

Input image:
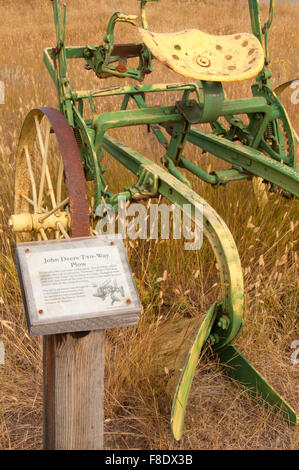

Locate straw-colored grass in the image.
[0,0,298,450]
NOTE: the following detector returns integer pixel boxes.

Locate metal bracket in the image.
[126,166,159,201]
[176,81,224,123]
[176,99,204,124]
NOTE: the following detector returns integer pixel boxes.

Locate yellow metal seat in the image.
[139,28,265,82]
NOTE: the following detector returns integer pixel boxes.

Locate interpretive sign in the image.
[15,235,141,335]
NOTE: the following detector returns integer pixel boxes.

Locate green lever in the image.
[104,12,137,53]
[140,0,160,30]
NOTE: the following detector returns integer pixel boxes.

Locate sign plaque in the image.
[15,235,141,335]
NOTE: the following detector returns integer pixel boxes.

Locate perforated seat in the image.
[139,28,264,82]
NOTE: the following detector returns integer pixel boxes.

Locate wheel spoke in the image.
[20,193,47,213]
[57,222,70,239]
[24,146,38,212]
[34,116,57,209]
[57,159,64,204]
[39,228,48,241]
[37,119,51,211]
[38,197,70,222]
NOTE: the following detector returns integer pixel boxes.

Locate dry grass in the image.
[0,0,298,450]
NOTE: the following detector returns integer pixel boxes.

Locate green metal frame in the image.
[44,0,298,439]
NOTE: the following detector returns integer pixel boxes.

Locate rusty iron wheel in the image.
[12,108,90,242]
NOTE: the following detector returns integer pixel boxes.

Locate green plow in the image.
[9,0,298,441]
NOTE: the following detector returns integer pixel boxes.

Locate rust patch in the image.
[117,64,127,72]
[38,107,90,238]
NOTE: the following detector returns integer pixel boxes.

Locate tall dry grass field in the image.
[0,0,298,450]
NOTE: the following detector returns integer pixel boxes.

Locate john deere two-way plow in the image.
[9,0,298,440]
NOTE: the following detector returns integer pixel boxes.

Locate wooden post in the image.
[43,330,105,450]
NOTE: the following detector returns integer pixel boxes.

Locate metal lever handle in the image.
[103,12,137,62]
[263,0,274,31]
[104,12,137,45]
[140,0,160,30]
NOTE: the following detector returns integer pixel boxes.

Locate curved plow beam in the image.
[102,134,245,348]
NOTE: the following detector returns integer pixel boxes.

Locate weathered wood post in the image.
[43,330,105,450]
[15,235,141,450]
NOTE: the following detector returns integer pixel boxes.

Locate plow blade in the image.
[274,78,299,96]
[171,302,218,441]
[218,345,298,425]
